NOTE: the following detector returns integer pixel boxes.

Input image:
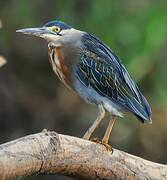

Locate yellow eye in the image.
[53,26,61,33]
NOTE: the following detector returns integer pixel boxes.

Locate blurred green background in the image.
[0,0,167,179]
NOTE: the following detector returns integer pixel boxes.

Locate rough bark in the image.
[0,130,166,180]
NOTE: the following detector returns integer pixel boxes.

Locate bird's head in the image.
[16,21,82,46]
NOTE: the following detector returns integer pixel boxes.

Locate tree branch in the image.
[0,130,166,180]
[0,56,7,68]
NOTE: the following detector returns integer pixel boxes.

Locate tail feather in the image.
[127,95,152,123]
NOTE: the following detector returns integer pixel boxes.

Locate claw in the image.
[102,142,113,152]
[102,137,113,152]
[91,138,113,153]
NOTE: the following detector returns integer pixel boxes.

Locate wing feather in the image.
[76,33,151,123]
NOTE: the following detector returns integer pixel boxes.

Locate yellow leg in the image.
[83,104,105,140]
[102,115,117,144]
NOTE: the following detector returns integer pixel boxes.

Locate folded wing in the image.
[76,33,151,123]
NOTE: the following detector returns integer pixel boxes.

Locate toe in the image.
[91,138,102,144]
[102,143,113,152]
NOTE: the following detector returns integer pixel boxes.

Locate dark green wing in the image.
[76,33,151,123]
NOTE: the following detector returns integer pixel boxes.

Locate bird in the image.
[16,20,152,151]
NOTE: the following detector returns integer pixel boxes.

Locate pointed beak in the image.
[16,27,54,37]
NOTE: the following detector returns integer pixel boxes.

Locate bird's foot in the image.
[102,142,113,152]
[91,138,102,144]
[102,138,113,152]
[91,138,113,153]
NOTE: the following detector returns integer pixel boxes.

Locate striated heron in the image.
[16,21,152,151]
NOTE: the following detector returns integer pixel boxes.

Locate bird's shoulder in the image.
[81,33,121,67]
